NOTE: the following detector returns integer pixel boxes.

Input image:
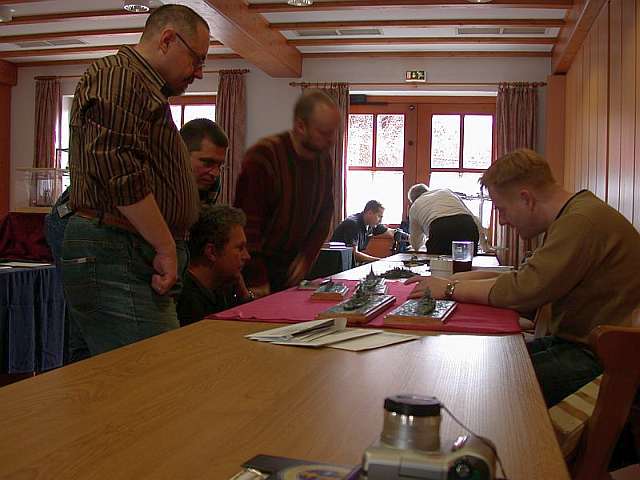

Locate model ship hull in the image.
[316,294,396,324]
[384,299,457,327]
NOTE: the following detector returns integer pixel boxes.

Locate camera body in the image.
[361,395,495,480]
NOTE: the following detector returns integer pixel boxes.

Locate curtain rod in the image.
[289,81,547,88]
[34,69,250,81]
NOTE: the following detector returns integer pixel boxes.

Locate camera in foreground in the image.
[361,394,496,480]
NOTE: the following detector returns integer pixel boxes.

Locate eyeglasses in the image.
[175,31,206,70]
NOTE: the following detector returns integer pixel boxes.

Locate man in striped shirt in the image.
[234,91,339,297]
[62,5,208,359]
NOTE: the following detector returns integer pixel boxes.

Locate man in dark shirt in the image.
[177,205,252,326]
[331,200,396,264]
[180,118,228,208]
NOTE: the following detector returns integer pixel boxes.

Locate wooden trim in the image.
[544,74,566,185]
[15,53,242,68]
[0,0,51,3]
[0,41,225,59]
[251,0,573,13]
[0,45,126,59]
[0,59,17,86]
[271,18,566,30]
[302,51,552,58]
[552,0,608,73]
[0,28,144,44]
[202,0,301,77]
[0,9,150,26]
[290,37,556,46]
[168,95,216,105]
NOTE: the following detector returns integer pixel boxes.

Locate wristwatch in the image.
[444,280,458,300]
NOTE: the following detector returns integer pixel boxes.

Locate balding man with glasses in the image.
[62,5,210,360]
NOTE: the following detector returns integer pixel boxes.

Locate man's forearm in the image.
[117,193,175,253]
[452,278,497,305]
[355,249,379,263]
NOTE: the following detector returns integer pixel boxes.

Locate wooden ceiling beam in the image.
[250,0,572,13]
[0,10,149,27]
[290,37,556,46]
[271,18,566,30]
[302,50,551,58]
[0,27,144,44]
[0,41,225,59]
[551,0,607,73]
[189,0,301,77]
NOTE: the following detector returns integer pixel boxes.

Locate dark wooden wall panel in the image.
[619,0,636,223]
[595,9,608,200]
[608,0,621,210]
[565,0,640,230]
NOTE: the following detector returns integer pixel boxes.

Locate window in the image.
[169,95,216,128]
[343,98,495,235]
[57,95,74,190]
[427,111,495,228]
[57,95,216,191]
[345,109,407,225]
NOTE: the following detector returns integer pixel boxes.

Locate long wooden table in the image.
[0,320,569,479]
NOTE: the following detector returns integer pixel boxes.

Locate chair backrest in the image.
[572,325,640,480]
[363,236,394,258]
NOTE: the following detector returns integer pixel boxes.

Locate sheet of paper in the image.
[271,328,380,348]
[328,332,420,351]
[0,262,52,268]
[246,318,346,341]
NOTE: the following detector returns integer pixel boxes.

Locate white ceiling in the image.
[0,0,569,72]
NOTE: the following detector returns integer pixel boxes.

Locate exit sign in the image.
[405,70,426,82]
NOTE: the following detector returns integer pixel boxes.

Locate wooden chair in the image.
[571,325,640,480]
[363,235,394,258]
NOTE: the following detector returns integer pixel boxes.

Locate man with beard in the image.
[177,205,252,326]
[406,148,640,407]
[62,5,208,358]
[180,118,229,208]
[234,90,339,296]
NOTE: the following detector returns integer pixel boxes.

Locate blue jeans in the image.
[61,216,188,359]
[527,336,603,407]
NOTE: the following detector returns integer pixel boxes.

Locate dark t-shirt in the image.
[176,271,243,327]
[331,212,387,251]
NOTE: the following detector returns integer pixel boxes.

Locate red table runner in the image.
[210,280,520,335]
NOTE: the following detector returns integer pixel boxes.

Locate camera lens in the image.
[381,394,442,452]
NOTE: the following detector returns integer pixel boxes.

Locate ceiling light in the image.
[466,0,493,3]
[0,6,13,23]
[288,0,313,6]
[122,0,151,13]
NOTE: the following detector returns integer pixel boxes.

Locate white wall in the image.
[10,55,550,209]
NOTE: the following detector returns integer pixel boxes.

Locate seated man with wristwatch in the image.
[406,149,640,409]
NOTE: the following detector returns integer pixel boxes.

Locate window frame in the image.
[168,94,216,128]
[346,104,415,225]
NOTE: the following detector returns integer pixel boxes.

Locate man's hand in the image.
[405,275,449,299]
[151,248,178,295]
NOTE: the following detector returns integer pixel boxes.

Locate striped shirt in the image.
[68,46,199,235]
[234,132,334,291]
